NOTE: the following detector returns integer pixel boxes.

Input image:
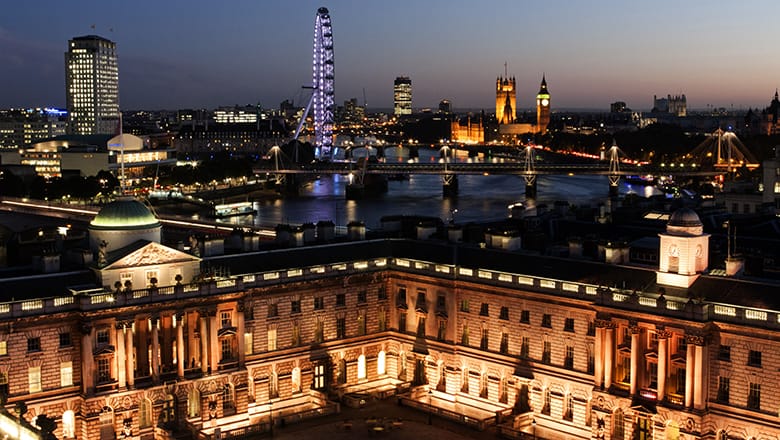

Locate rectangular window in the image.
[314,321,324,343]
[718,345,731,361]
[678,336,687,353]
[378,287,387,301]
[291,300,301,314]
[479,303,489,316]
[437,320,446,341]
[267,303,278,318]
[357,290,367,304]
[717,376,729,403]
[521,337,530,358]
[648,362,658,388]
[542,341,551,364]
[587,346,595,373]
[520,310,530,324]
[499,306,509,320]
[500,333,509,354]
[60,361,73,387]
[461,324,470,345]
[415,291,427,312]
[292,323,301,345]
[336,317,346,339]
[244,332,253,355]
[564,346,574,369]
[357,314,366,336]
[28,366,41,393]
[399,313,407,333]
[676,368,686,394]
[564,318,575,332]
[27,337,41,352]
[748,350,762,367]
[267,328,277,351]
[460,299,470,312]
[397,287,407,308]
[314,297,324,310]
[437,294,446,309]
[59,332,72,348]
[0,341,6,356]
[378,309,387,332]
[480,328,489,350]
[97,358,111,383]
[96,329,109,346]
[587,321,595,336]
[221,310,232,327]
[336,293,346,307]
[221,338,232,361]
[748,383,761,410]
[416,317,426,337]
[542,314,552,328]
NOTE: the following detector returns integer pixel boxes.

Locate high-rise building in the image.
[65,35,120,135]
[393,76,412,116]
[536,75,550,133]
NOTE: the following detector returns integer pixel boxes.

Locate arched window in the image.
[99,406,115,440]
[291,367,301,393]
[612,408,624,440]
[377,350,386,376]
[62,410,75,438]
[666,420,679,440]
[357,355,366,380]
[139,399,152,429]
[223,384,236,416]
[188,388,201,418]
[161,394,175,424]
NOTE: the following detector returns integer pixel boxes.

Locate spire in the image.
[775,88,778,101]
[538,74,549,95]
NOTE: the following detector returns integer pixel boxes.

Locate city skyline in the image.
[2,0,780,111]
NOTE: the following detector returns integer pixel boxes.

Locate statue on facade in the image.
[98,240,108,267]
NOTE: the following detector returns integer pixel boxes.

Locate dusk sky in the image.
[2,0,780,111]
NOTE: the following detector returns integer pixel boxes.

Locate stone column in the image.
[200,310,210,374]
[657,330,670,402]
[81,322,94,395]
[237,304,246,367]
[151,316,160,381]
[604,324,615,389]
[685,336,695,408]
[629,326,641,396]
[177,313,186,379]
[115,322,126,388]
[125,321,135,388]
[209,310,219,372]
[693,337,706,410]
[594,322,605,389]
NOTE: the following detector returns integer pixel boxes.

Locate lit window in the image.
[28,366,41,393]
[61,361,73,387]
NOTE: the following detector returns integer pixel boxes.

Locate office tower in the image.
[394,76,412,116]
[65,35,120,135]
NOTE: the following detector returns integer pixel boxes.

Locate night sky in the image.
[2,0,780,111]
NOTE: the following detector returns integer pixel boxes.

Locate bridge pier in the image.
[608,174,620,198]
[442,174,458,198]
[525,180,537,199]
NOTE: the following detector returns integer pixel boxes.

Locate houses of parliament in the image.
[496,69,551,136]
[0,197,779,440]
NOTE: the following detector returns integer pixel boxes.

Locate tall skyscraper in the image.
[65,35,120,135]
[393,76,412,116]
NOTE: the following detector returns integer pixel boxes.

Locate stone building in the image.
[0,203,779,440]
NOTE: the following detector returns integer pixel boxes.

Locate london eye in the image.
[313,7,334,159]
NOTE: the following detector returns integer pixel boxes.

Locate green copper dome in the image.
[90,197,161,230]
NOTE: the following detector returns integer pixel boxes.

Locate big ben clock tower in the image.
[536,75,550,134]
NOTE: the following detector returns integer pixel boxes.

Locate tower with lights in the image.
[536,75,550,133]
[495,66,516,125]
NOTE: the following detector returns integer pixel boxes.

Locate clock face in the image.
[541,98,549,107]
[668,244,679,257]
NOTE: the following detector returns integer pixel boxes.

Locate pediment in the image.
[104,241,200,270]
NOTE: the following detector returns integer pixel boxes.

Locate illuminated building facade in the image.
[213,106,258,124]
[0,206,779,440]
[652,94,687,117]
[495,75,516,125]
[65,35,120,135]
[536,75,551,134]
[394,77,412,116]
[451,114,484,144]
[0,109,68,150]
